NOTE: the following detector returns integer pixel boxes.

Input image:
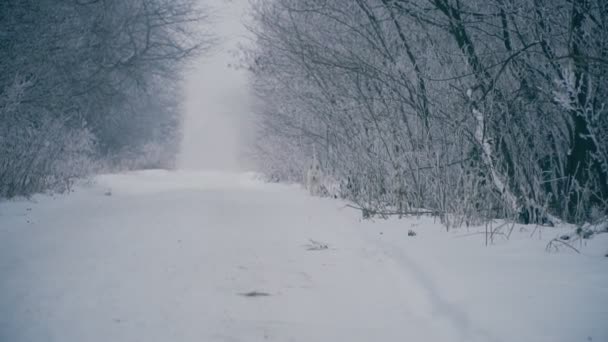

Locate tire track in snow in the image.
[362,236,502,342]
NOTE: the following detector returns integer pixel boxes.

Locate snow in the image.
[1,170,607,342]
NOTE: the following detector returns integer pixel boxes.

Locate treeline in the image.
[0,0,211,198]
[247,0,608,225]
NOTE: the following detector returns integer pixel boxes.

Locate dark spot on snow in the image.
[305,239,329,251]
[408,230,417,237]
[239,291,270,297]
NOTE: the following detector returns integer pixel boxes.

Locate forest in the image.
[0,0,211,198]
[1,2,606,340]
[2,0,607,227]
[247,0,608,226]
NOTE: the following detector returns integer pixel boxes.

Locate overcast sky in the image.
[178,0,253,171]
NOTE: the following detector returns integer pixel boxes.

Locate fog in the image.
[178,0,253,171]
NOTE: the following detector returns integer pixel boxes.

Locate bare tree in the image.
[246,0,608,225]
[0,0,213,197]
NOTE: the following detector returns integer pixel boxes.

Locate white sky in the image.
[178,0,253,171]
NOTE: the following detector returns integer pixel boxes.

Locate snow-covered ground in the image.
[1,170,606,342]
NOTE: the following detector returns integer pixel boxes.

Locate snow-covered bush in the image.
[246,0,608,226]
[0,0,212,198]
[0,77,95,197]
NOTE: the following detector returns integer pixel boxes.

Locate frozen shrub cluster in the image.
[247,0,608,226]
[0,0,212,198]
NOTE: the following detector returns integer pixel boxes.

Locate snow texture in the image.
[1,170,607,342]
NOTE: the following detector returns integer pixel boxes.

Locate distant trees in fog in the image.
[247,0,608,225]
[0,0,212,197]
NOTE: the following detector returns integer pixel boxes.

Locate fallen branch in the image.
[305,239,329,251]
[344,204,439,217]
[546,238,581,254]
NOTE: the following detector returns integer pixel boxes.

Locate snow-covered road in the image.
[1,171,607,342]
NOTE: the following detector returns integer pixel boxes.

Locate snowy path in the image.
[1,171,607,342]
